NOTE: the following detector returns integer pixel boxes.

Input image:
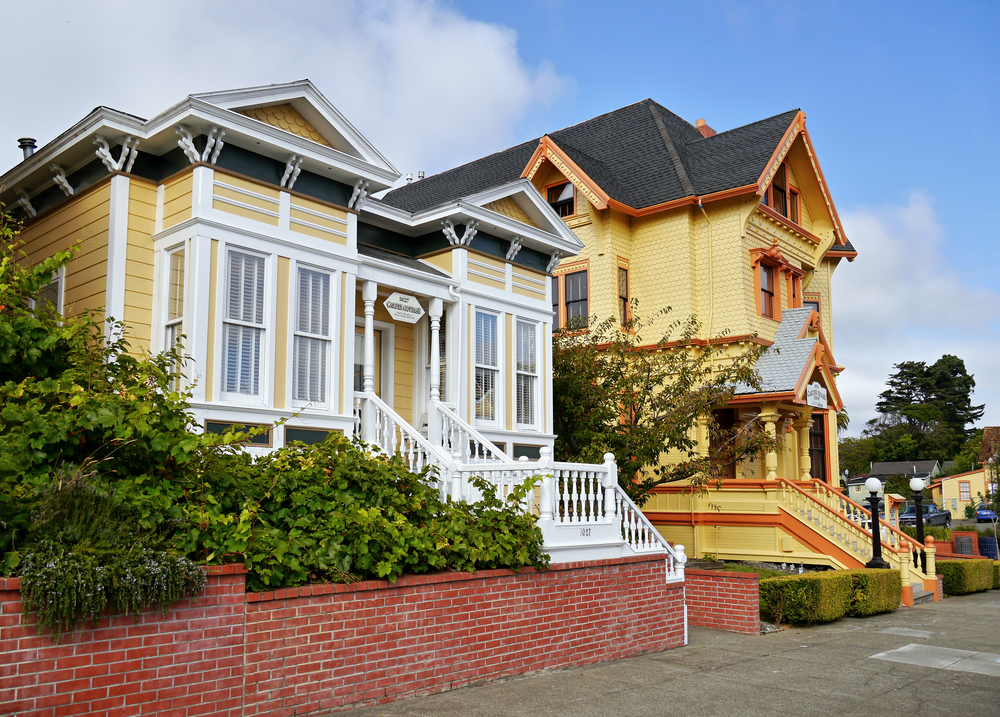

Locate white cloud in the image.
[0,0,571,178]
[833,192,1000,435]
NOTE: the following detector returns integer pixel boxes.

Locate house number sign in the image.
[384,293,425,324]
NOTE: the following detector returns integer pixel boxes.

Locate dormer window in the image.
[547,182,575,218]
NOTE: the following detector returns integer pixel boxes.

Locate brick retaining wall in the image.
[1,556,683,716]
[684,569,760,635]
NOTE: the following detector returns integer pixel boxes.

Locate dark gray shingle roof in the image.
[382,101,799,213]
[734,308,816,395]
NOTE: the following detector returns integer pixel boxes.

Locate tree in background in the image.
[872,355,984,460]
[552,305,775,507]
[840,356,985,470]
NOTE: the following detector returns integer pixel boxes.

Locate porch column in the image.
[759,412,780,481]
[428,297,443,447]
[429,298,443,402]
[794,414,813,481]
[361,280,377,443]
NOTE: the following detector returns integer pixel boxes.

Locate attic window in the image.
[762,162,802,224]
[547,182,575,218]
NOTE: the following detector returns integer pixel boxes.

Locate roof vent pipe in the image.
[418,170,425,180]
[406,173,413,184]
[18,138,37,159]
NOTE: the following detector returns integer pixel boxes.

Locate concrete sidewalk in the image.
[339,590,1000,717]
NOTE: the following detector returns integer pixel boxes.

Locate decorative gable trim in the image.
[521,137,610,210]
[796,311,844,374]
[792,343,844,411]
[756,111,849,247]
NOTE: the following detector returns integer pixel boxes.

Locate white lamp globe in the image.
[865,477,882,494]
[909,477,924,493]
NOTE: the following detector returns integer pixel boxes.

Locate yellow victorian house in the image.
[384,101,936,598]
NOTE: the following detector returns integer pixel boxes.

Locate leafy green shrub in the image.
[190,433,548,592]
[992,561,999,590]
[844,569,901,617]
[759,572,851,625]
[937,559,993,595]
[16,468,205,641]
[901,525,953,541]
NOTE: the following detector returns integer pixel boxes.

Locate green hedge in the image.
[759,572,852,625]
[993,562,1000,590]
[937,560,993,596]
[760,569,902,625]
[844,569,902,617]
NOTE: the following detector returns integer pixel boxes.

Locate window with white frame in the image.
[293,267,330,404]
[222,250,266,398]
[30,267,63,314]
[515,320,537,427]
[164,247,185,353]
[475,311,499,422]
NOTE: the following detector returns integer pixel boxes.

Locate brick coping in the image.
[686,568,760,580]
[1,554,675,601]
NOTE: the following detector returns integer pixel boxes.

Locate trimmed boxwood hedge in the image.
[760,569,902,625]
[759,571,852,625]
[993,561,1000,590]
[937,560,993,596]
[844,569,902,617]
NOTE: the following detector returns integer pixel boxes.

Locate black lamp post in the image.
[865,477,889,569]
[910,477,927,572]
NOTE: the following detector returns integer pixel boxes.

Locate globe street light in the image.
[865,477,889,569]
[910,476,927,572]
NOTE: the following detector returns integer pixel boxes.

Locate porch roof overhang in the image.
[1,91,399,209]
[364,179,583,258]
[356,245,455,300]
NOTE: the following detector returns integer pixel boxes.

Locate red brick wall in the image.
[0,565,246,717]
[241,555,684,714]
[1,556,683,716]
[685,569,760,635]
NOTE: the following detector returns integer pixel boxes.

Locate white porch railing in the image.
[447,450,686,581]
[430,401,511,463]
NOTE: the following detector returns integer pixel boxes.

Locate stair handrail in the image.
[433,401,511,462]
[802,479,926,555]
[776,478,929,579]
[361,391,453,473]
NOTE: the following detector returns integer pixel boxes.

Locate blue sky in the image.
[2,0,996,434]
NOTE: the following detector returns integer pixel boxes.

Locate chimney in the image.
[18,138,37,159]
[406,173,413,184]
[418,170,425,180]
[695,119,716,138]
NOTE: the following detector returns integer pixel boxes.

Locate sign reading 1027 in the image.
[383,292,425,324]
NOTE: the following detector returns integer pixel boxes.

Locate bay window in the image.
[515,320,537,427]
[164,247,185,352]
[293,267,330,404]
[222,250,266,398]
[475,311,498,422]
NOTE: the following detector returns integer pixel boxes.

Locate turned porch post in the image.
[428,297,443,446]
[794,414,813,481]
[759,412,781,481]
[361,280,378,443]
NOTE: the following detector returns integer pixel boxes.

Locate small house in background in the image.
[929,468,991,519]
[868,460,942,490]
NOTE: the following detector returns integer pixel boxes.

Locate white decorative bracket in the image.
[175,125,201,164]
[94,134,140,173]
[280,155,304,190]
[15,188,36,218]
[506,237,522,261]
[50,164,74,197]
[201,126,225,164]
[348,178,370,210]
[442,219,478,247]
[546,250,563,273]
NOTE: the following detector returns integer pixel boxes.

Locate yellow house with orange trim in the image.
[1,81,584,461]
[930,468,992,519]
[384,101,878,571]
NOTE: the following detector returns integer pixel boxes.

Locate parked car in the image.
[899,503,951,529]
[976,503,998,523]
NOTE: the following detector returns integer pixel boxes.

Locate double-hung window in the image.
[164,247,185,353]
[564,270,588,327]
[222,250,266,399]
[760,264,775,318]
[618,267,629,326]
[293,267,330,405]
[475,311,499,423]
[547,182,575,217]
[515,320,537,427]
